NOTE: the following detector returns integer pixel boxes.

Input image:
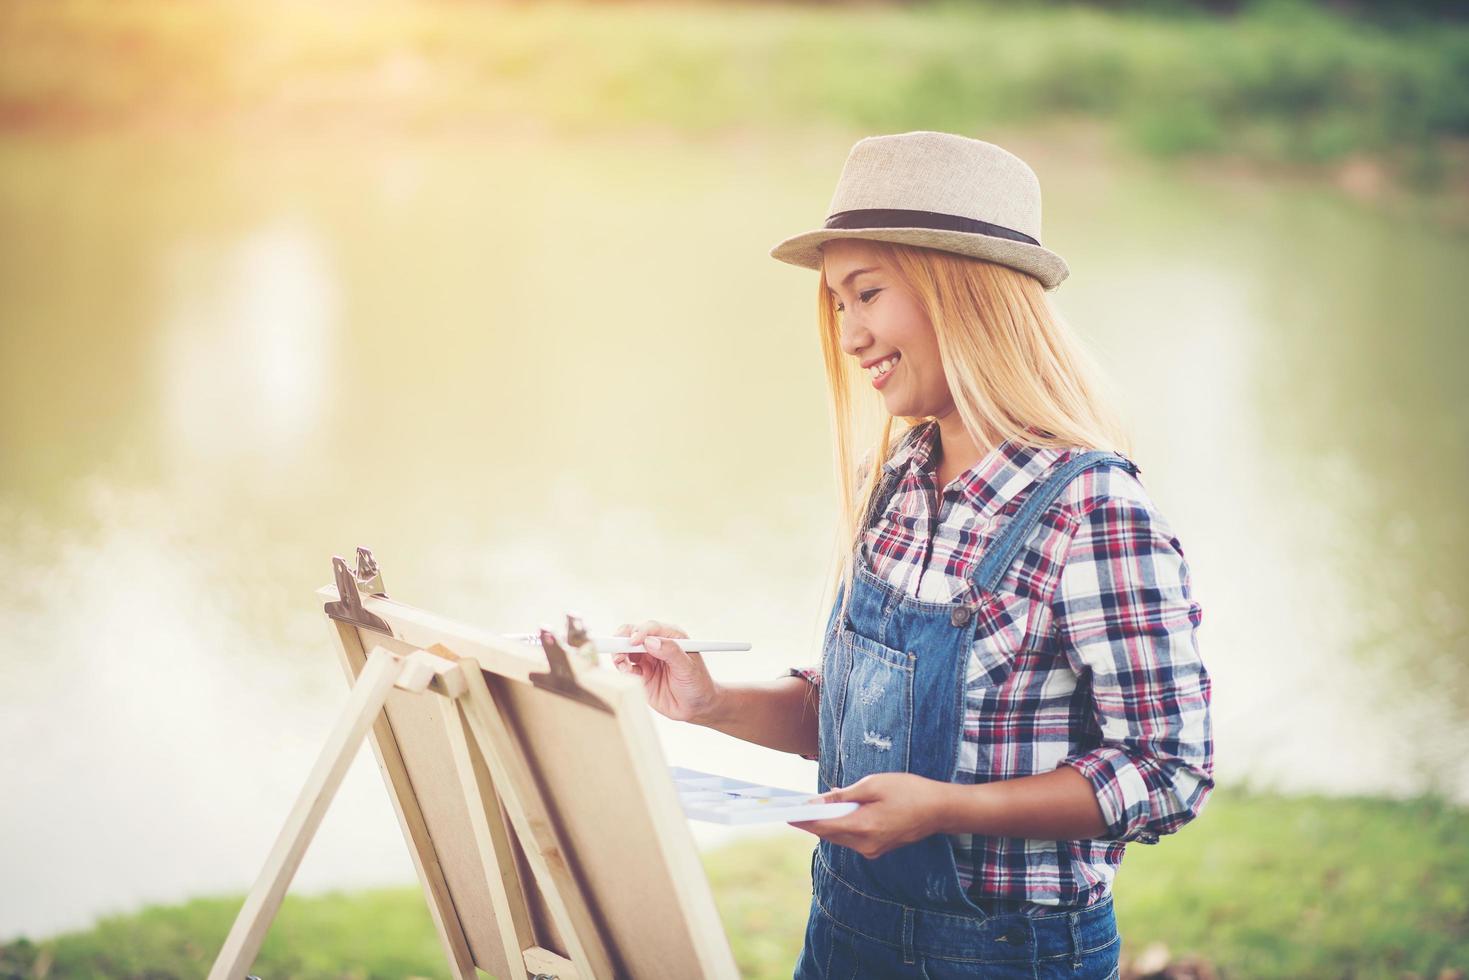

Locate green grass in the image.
[3,786,1465,979]
[0,0,1465,188]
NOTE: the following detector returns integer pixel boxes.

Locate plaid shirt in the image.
[788,420,1214,909]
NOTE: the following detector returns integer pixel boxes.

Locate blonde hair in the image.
[816,241,1133,655]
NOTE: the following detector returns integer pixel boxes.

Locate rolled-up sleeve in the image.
[783,667,821,761]
[1051,495,1215,845]
[786,666,821,689]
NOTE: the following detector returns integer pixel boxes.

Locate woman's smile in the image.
[870,352,901,389]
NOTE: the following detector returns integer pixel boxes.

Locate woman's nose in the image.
[838,318,871,358]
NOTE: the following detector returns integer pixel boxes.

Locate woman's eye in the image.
[835,289,881,313]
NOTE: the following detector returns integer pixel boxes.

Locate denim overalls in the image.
[794,442,1137,980]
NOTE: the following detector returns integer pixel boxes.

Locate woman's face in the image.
[821,238,952,419]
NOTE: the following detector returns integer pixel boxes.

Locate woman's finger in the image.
[633,619,688,641]
[630,620,663,644]
[637,636,674,663]
[641,635,694,669]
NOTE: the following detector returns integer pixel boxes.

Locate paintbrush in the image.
[499,633,751,655]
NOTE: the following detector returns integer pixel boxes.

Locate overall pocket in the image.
[835,628,916,783]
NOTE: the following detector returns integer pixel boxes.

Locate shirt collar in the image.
[882,420,939,476]
[883,419,1068,522]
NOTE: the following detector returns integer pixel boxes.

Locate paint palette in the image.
[668,766,860,825]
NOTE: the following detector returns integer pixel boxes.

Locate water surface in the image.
[2,126,1464,940]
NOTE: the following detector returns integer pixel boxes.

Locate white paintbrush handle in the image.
[499,633,751,654]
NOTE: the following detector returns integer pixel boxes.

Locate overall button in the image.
[950,605,973,627]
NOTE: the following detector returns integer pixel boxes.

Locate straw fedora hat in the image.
[768,130,1069,290]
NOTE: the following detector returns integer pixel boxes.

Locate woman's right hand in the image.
[611,620,723,725]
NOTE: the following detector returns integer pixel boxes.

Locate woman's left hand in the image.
[788,772,955,859]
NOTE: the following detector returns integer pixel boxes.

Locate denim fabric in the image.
[795,853,1121,979]
[794,450,1135,979]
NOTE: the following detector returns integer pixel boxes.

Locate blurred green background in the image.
[1,0,1466,977]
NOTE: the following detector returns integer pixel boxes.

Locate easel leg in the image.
[208,645,404,980]
[452,657,617,980]
[442,697,538,973]
[329,621,478,979]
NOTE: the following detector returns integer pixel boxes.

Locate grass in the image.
[0,0,1465,189]
[2,785,1465,979]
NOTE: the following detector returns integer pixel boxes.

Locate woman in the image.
[612,131,1214,979]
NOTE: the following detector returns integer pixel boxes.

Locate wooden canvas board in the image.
[317,580,739,980]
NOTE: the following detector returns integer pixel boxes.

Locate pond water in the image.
[2,125,1464,941]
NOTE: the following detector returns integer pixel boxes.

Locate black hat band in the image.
[822,207,1040,247]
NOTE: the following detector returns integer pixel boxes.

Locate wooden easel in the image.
[209,547,739,980]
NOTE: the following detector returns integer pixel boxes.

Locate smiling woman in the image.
[614,131,1213,980]
[811,233,1132,633]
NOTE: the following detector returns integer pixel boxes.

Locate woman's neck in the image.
[932,411,989,489]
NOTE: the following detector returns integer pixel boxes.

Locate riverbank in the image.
[2,785,1464,979]
[1,0,1466,203]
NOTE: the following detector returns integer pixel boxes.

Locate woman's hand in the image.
[787,772,955,859]
[611,620,724,725]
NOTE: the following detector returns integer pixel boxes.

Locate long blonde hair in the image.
[816,240,1133,649]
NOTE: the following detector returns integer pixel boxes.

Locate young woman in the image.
[611,131,1214,979]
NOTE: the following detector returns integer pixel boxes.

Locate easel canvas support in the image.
[209,549,738,980]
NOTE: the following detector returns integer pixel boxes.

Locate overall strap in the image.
[972,450,1140,595]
